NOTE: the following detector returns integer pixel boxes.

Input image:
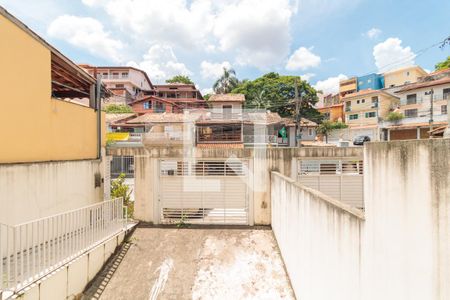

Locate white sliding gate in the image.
[159,160,249,225]
[297,159,364,208]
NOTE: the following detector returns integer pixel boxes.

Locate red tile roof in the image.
[396,77,450,93]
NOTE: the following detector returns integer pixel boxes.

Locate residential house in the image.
[317,94,344,122]
[342,89,399,140]
[357,73,384,91]
[130,95,177,114]
[80,65,153,105]
[339,77,358,97]
[195,94,245,148]
[0,7,107,224]
[381,68,450,140]
[383,65,428,88]
[154,83,206,110]
[283,118,318,146]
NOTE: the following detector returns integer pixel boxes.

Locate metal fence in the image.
[111,156,135,178]
[0,198,126,294]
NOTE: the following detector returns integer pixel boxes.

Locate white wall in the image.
[0,159,104,225]
[271,171,364,300]
[363,139,450,300]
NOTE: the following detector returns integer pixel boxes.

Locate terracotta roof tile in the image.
[396,77,450,93]
[209,94,246,102]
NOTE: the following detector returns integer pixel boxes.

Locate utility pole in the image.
[294,79,301,147]
[96,74,102,159]
[425,89,434,138]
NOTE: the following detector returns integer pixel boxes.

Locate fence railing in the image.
[111,156,135,178]
[0,198,126,294]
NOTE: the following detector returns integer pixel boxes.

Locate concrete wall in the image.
[271,172,364,300]
[0,13,104,163]
[363,139,450,300]
[14,230,126,300]
[0,159,104,225]
[108,146,363,225]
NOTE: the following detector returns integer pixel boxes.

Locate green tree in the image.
[435,56,450,71]
[316,121,348,143]
[231,72,321,121]
[111,173,134,218]
[386,111,404,122]
[165,75,194,84]
[213,67,239,94]
[103,104,133,113]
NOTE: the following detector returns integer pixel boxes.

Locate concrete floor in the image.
[86,227,294,300]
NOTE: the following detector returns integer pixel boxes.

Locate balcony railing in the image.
[0,198,127,294]
[197,133,242,143]
[380,113,448,128]
[345,107,352,112]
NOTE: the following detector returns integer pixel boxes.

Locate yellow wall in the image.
[0,14,104,163]
[339,78,357,94]
[318,106,344,122]
[384,66,427,88]
[344,93,399,126]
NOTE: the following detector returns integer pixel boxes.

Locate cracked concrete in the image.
[90,227,294,300]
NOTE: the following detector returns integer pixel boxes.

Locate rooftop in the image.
[209,94,246,102]
[342,89,399,100]
[396,76,450,93]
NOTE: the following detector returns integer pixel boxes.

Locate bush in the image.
[111,173,134,218]
[103,104,133,114]
[386,112,404,122]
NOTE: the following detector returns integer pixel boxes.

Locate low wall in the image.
[363,139,450,300]
[12,230,127,300]
[0,159,104,225]
[271,172,364,300]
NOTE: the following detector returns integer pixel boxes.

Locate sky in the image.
[1,0,449,96]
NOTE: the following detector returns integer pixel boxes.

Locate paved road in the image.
[84,227,294,300]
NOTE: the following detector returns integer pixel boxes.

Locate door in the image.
[159,160,249,224]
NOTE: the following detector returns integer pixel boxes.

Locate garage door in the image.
[159,160,249,225]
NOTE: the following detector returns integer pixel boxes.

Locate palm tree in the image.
[251,89,269,110]
[213,67,239,94]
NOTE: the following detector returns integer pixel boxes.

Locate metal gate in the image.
[297,159,364,208]
[159,160,249,224]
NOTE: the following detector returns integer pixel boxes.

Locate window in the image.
[115,84,124,88]
[223,105,232,119]
[390,84,395,88]
[349,114,359,120]
[371,96,379,108]
[308,128,313,136]
[367,79,372,83]
[365,111,376,118]
[406,71,410,76]
[406,94,417,105]
[357,100,360,104]
[102,72,108,78]
[443,88,450,100]
[112,72,119,79]
[345,101,352,112]
[361,99,365,103]
[121,72,129,78]
[143,101,152,110]
[442,105,447,115]
[404,109,418,118]
[155,101,165,112]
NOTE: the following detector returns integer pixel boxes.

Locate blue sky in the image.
[1,0,449,95]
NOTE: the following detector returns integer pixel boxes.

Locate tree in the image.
[165,75,194,84]
[231,72,322,121]
[103,104,133,113]
[316,121,348,143]
[111,173,133,218]
[435,56,450,71]
[386,111,404,122]
[213,67,239,94]
[203,94,212,101]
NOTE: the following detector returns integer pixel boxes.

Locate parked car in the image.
[353,135,371,145]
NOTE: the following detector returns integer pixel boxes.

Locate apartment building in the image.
[317,93,344,122]
[381,69,450,140]
[81,65,153,104]
[0,7,107,224]
[339,77,358,97]
[383,65,428,88]
[154,83,206,110]
[357,73,384,91]
[342,90,399,140]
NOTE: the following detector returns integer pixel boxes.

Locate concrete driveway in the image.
[84,227,294,300]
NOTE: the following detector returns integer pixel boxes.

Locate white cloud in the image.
[314,74,347,95]
[373,38,416,72]
[213,0,295,69]
[286,47,321,71]
[201,87,214,95]
[47,15,124,62]
[127,45,191,83]
[200,61,232,79]
[300,73,316,81]
[364,28,382,39]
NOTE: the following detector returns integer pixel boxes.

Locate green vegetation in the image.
[386,111,405,122]
[435,56,450,71]
[203,93,211,101]
[316,121,348,143]
[231,72,322,121]
[165,75,194,84]
[103,104,133,113]
[213,67,239,94]
[111,173,134,218]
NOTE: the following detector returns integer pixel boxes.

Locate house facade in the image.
[342,89,399,140]
[130,96,177,114]
[0,7,107,224]
[381,69,450,140]
[357,73,384,91]
[154,83,205,110]
[317,94,344,122]
[383,65,428,88]
[339,77,358,97]
[80,65,153,105]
